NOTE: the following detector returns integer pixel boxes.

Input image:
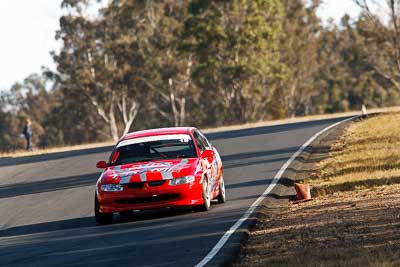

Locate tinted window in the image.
[198,131,211,149]
[193,131,207,152]
[110,135,197,165]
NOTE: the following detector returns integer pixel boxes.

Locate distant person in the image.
[22,119,33,151]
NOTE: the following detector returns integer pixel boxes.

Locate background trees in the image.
[279,0,321,117]
[185,0,285,124]
[1,0,400,152]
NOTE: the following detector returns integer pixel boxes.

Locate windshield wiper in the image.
[135,158,154,163]
[149,147,167,159]
[115,158,154,165]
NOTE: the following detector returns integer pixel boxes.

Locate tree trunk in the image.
[118,93,140,136]
[179,98,186,126]
[169,78,180,127]
[122,102,139,136]
[90,93,119,142]
[109,102,119,141]
[288,81,297,118]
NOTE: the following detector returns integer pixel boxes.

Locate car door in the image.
[200,131,222,174]
[196,130,220,194]
[193,130,214,184]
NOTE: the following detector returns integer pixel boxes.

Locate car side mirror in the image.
[201,149,214,158]
[96,160,108,169]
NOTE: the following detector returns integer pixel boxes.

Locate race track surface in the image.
[0,118,347,266]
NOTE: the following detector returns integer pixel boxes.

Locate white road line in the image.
[195,116,358,267]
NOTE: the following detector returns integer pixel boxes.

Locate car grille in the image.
[126,182,145,188]
[115,194,179,204]
[126,180,166,188]
[148,180,166,187]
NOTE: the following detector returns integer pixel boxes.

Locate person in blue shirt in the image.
[22,118,33,151]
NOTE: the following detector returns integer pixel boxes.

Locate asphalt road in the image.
[0,117,348,266]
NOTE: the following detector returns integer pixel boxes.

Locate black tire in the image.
[217,176,226,204]
[118,211,134,217]
[193,177,211,212]
[95,195,113,225]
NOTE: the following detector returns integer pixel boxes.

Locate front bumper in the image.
[97,180,203,213]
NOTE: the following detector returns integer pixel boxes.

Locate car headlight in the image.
[101,184,124,192]
[169,176,195,186]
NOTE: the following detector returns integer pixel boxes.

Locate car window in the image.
[110,134,197,165]
[198,131,212,149]
[193,131,207,152]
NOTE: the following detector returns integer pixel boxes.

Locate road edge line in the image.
[195,115,358,267]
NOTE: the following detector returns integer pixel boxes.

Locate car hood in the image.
[101,158,199,184]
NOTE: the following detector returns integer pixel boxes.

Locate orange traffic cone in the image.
[294,182,312,203]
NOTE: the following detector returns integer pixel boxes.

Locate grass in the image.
[233,112,400,267]
[234,184,400,267]
[311,112,400,195]
[3,105,400,159]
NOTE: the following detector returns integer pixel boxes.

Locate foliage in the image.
[1,0,400,152]
[185,0,284,124]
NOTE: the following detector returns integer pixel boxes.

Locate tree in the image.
[314,14,398,113]
[55,0,143,141]
[0,73,61,150]
[150,1,194,127]
[185,0,285,125]
[280,0,321,117]
[354,0,400,92]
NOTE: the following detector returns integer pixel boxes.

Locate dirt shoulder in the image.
[233,113,400,267]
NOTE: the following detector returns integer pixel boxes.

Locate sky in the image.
[317,0,362,25]
[0,0,361,91]
[0,0,63,91]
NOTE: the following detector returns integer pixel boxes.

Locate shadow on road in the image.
[0,206,251,267]
[0,145,114,167]
[206,117,349,141]
[221,147,298,170]
[0,172,100,199]
[224,157,290,169]
[226,177,294,190]
[0,117,348,168]
[222,147,298,162]
[0,217,95,237]
[0,208,194,238]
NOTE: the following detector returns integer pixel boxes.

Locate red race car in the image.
[94,127,226,224]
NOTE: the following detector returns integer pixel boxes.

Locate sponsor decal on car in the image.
[107,159,190,184]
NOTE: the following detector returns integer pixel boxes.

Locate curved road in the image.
[0,117,348,266]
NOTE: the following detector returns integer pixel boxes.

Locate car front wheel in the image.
[193,177,211,212]
[95,195,113,225]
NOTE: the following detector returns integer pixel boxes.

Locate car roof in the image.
[121,127,197,141]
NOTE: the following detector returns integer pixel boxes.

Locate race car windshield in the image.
[111,134,197,165]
